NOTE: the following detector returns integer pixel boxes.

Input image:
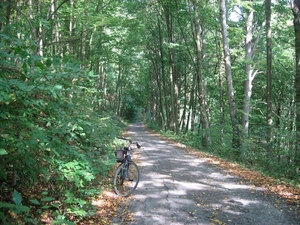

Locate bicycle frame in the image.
[114,137,141,196]
[121,156,130,179]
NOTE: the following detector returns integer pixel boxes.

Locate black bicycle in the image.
[113,137,141,197]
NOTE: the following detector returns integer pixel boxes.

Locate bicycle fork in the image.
[120,162,128,179]
[121,162,130,181]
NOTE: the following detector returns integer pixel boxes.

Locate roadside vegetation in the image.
[1,0,300,224]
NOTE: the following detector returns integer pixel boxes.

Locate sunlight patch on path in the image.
[113,124,299,225]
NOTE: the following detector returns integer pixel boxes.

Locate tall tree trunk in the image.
[242,1,265,138]
[155,61,165,128]
[292,0,300,167]
[157,12,168,130]
[180,73,188,132]
[81,0,88,68]
[0,3,3,30]
[69,0,75,55]
[219,0,240,148]
[242,2,254,137]
[266,0,273,156]
[6,0,12,26]
[29,0,33,39]
[217,38,225,145]
[187,78,196,132]
[94,0,106,111]
[38,0,43,56]
[163,3,179,134]
[190,0,210,146]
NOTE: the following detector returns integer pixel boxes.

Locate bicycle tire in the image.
[113,161,140,197]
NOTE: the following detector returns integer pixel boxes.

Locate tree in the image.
[162,1,180,133]
[219,0,240,148]
[242,1,265,139]
[292,0,300,168]
[189,0,210,146]
[266,0,273,156]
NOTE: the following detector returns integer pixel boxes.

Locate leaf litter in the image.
[4,128,299,224]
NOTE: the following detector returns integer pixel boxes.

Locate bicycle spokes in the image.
[113,161,140,197]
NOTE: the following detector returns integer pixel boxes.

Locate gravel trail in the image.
[113,123,299,225]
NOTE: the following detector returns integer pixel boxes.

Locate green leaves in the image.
[29,199,40,205]
[8,79,35,92]
[0,190,29,216]
[51,219,74,225]
[0,149,7,155]
[0,1,133,224]
[41,197,55,202]
[12,190,23,206]
[0,39,123,222]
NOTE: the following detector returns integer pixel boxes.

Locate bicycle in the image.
[113,137,141,197]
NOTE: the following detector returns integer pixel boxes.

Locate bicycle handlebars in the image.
[117,137,141,149]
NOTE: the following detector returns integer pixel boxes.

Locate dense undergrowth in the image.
[0,102,127,224]
[0,32,128,224]
[0,112,126,224]
[0,103,126,224]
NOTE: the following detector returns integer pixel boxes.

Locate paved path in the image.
[113,123,299,225]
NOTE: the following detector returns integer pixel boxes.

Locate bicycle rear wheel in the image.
[113,161,140,197]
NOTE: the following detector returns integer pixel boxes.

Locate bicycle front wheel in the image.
[113,161,140,197]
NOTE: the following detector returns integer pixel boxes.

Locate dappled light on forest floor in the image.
[115,125,300,225]
[17,124,298,225]
[145,128,300,207]
[4,124,296,225]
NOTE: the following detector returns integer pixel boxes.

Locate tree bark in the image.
[189,0,210,146]
[157,12,168,130]
[266,0,273,156]
[38,0,43,56]
[219,0,240,148]
[81,0,88,68]
[6,0,12,26]
[163,2,179,134]
[292,0,300,167]
[242,2,255,137]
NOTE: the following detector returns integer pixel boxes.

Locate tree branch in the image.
[47,0,69,21]
[11,5,36,39]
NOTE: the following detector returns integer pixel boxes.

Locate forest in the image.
[1,0,300,224]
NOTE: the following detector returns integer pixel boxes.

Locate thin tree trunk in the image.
[266,0,273,156]
[157,12,168,130]
[242,1,265,138]
[69,0,75,55]
[186,78,196,132]
[219,0,240,148]
[180,73,188,132]
[38,0,43,56]
[81,0,88,68]
[155,63,165,128]
[0,3,3,30]
[189,0,210,146]
[163,3,179,134]
[217,39,225,145]
[242,3,254,137]
[6,0,12,26]
[291,0,300,167]
[29,0,33,39]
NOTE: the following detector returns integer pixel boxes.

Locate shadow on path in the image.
[113,123,298,225]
